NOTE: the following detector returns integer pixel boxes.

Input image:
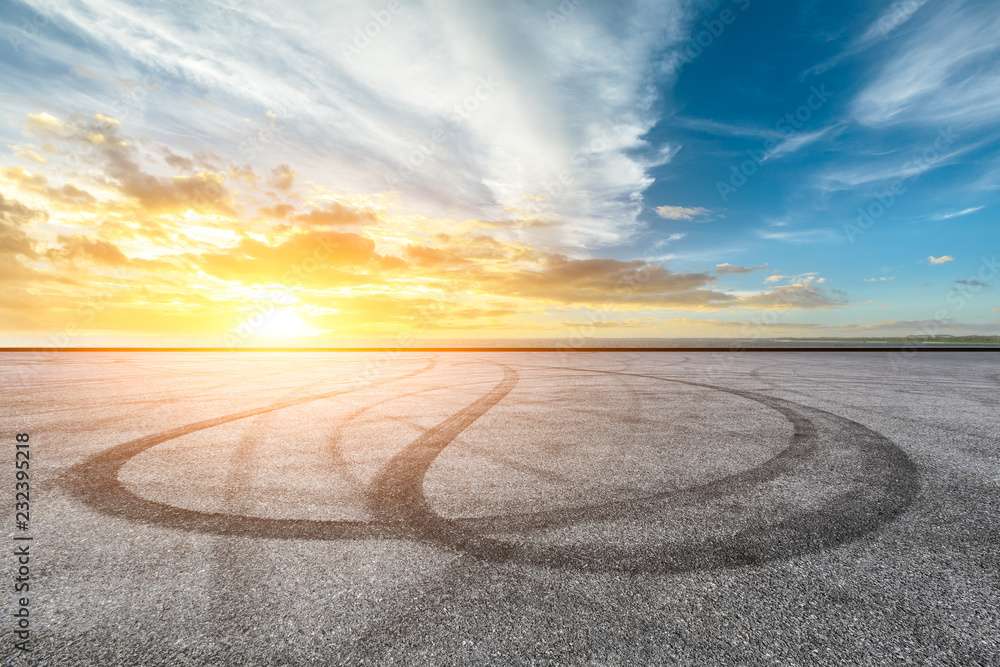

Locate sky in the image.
[0,0,997,344]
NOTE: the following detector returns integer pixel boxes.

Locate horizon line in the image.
[2,346,999,353]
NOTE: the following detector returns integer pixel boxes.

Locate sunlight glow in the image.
[256,309,323,338]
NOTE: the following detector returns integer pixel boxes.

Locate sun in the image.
[256,309,323,338]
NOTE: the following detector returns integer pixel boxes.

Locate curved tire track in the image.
[59,359,441,539]
[368,364,518,526]
[428,362,919,573]
[61,358,919,575]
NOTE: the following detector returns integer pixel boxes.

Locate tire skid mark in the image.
[325,370,499,497]
[61,356,919,575]
[380,415,602,492]
[748,362,1000,411]
[438,362,918,573]
[59,359,440,539]
[206,376,332,652]
[367,364,518,526]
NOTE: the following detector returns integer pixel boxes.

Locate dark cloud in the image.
[478,254,735,308]
[163,150,196,171]
[954,279,990,288]
[737,283,849,309]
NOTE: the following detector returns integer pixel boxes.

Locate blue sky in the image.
[0,0,997,341]
[633,0,999,334]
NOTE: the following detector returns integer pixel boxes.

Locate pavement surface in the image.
[1,351,998,665]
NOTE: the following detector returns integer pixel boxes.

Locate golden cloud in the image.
[0,111,854,339]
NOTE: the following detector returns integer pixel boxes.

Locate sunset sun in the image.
[255,309,323,339]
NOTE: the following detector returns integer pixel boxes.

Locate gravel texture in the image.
[1,351,998,665]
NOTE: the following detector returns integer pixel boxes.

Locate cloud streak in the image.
[18,0,703,248]
[852,2,1000,129]
[655,205,712,221]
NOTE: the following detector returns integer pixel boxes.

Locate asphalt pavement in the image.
[1,351,997,665]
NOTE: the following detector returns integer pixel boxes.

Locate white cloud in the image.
[764,127,834,161]
[666,116,784,140]
[655,205,711,220]
[644,232,687,261]
[803,0,931,77]
[859,0,932,43]
[930,206,983,221]
[21,0,702,249]
[765,272,818,284]
[814,139,979,193]
[928,255,954,264]
[852,2,1000,128]
[758,228,842,244]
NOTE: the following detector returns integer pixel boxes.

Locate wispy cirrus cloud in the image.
[11,0,706,249]
[930,206,983,221]
[858,0,933,43]
[757,228,842,244]
[804,0,932,77]
[765,272,819,284]
[851,1,1000,129]
[764,126,834,161]
[814,138,976,193]
[666,116,785,140]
